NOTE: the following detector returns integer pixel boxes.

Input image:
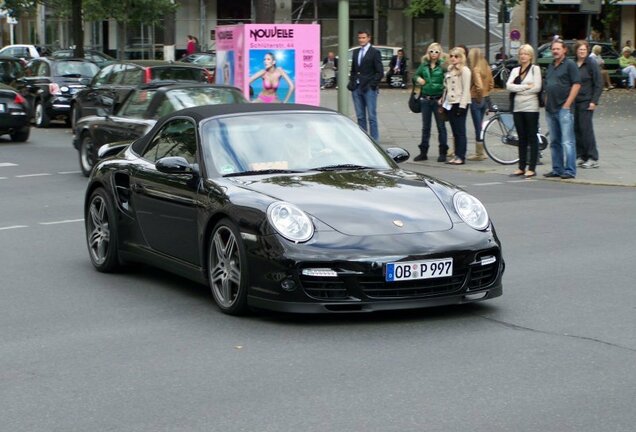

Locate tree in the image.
[254,0,275,23]
[3,0,84,57]
[3,0,177,60]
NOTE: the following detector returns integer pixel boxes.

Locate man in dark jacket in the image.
[348,30,384,140]
[386,49,407,88]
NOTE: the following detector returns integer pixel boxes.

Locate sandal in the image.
[509,169,525,176]
[449,159,465,165]
[445,157,458,164]
[524,170,536,178]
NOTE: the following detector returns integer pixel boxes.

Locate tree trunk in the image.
[72,0,84,58]
[255,0,276,23]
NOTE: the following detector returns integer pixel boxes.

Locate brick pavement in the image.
[319,87,636,187]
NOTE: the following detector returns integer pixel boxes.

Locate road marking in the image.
[0,162,18,167]
[0,177,7,180]
[58,171,82,175]
[15,173,52,178]
[0,225,28,231]
[39,218,84,225]
[473,182,503,186]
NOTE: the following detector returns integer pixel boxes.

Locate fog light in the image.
[301,268,338,277]
[465,292,488,301]
[480,256,496,266]
[280,278,296,292]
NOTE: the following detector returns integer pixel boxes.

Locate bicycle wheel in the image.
[499,68,510,87]
[482,113,519,165]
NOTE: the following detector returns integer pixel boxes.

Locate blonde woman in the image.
[589,45,613,90]
[412,42,448,162]
[440,47,471,165]
[467,47,494,161]
[506,44,542,178]
[249,52,295,103]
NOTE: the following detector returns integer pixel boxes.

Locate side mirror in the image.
[386,147,410,163]
[156,156,194,175]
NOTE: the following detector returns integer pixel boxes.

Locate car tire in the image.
[79,133,96,177]
[34,100,50,128]
[208,219,249,315]
[10,126,30,142]
[85,188,122,273]
[71,104,81,130]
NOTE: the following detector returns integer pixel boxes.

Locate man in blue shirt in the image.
[544,39,581,179]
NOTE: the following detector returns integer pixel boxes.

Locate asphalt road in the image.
[1,127,635,432]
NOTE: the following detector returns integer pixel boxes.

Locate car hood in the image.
[233,170,453,236]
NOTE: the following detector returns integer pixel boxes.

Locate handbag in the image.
[408,89,421,113]
[437,105,448,122]
[533,66,546,108]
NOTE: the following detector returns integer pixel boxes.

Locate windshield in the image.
[201,112,394,176]
[54,61,100,77]
[165,87,245,110]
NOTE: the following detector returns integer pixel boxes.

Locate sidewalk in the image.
[319,87,636,187]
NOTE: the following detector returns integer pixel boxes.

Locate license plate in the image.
[386,258,453,282]
[0,104,5,113]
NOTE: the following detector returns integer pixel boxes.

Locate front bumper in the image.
[243,225,505,313]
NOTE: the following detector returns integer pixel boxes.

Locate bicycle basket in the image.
[488,90,513,112]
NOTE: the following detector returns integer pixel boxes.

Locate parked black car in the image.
[16,58,100,127]
[71,60,214,127]
[0,83,31,141]
[74,83,248,175]
[0,56,25,87]
[84,104,504,315]
[179,52,216,73]
[52,49,116,68]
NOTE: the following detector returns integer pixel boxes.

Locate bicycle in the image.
[480,97,549,165]
[490,62,510,88]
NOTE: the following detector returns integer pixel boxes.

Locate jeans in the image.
[447,104,468,161]
[574,101,598,162]
[418,97,447,155]
[513,111,539,171]
[470,98,487,141]
[546,108,577,176]
[352,86,379,140]
[622,65,636,88]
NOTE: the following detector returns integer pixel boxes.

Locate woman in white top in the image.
[441,47,471,165]
[506,44,542,178]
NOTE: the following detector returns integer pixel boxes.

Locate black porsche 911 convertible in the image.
[85,103,504,315]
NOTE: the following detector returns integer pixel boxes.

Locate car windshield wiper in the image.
[224,169,305,177]
[311,164,373,171]
[60,73,83,78]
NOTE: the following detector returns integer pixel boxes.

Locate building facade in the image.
[2,0,634,64]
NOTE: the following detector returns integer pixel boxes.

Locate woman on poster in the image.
[249,52,295,103]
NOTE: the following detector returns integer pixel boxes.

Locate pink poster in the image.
[216,24,320,106]
[215,26,239,87]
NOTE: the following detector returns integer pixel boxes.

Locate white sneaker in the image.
[577,158,585,167]
[581,160,599,169]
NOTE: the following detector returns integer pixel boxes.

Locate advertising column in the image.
[215,25,239,87]
[244,24,320,106]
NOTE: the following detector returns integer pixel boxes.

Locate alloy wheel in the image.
[87,195,110,266]
[209,225,242,309]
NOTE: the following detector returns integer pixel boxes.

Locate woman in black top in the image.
[573,40,602,168]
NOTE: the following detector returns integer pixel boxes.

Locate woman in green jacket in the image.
[412,42,448,162]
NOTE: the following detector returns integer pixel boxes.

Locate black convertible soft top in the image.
[170,102,335,121]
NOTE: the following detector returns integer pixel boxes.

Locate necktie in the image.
[358,48,365,65]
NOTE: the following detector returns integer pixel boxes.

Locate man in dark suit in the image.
[348,30,384,140]
[386,49,407,88]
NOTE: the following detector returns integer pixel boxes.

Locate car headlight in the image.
[267,202,314,243]
[453,192,489,230]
